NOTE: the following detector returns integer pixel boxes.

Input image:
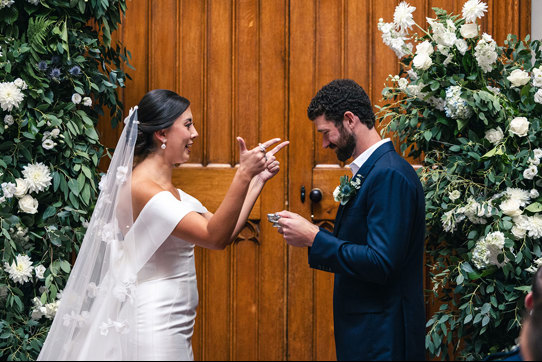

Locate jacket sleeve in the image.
[308,168,418,285]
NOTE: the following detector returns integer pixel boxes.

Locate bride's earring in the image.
[161,139,167,150]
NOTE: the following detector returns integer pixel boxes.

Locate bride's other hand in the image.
[237,137,283,178]
[256,140,289,183]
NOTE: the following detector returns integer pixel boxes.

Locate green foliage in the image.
[378,5,542,361]
[0,0,129,360]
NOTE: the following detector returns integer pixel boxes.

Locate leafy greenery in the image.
[378,5,542,361]
[0,0,129,360]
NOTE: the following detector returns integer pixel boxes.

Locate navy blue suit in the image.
[309,142,426,361]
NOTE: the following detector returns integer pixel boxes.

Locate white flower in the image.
[13,178,28,198]
[487,86,501,94]
[527,214,542,239]
[460,23,479,39]
[534,89,542,105]
[462,0,488,24]
[534,149,542,159]
[87,282,99,298]
[42,138,56,150]
[101,223,117,243]
[50,128,60,138]
[524,165,539,180]
[427,96,446,111]
[527,257,542,273]
[441,210,459,232]
[27,0,40,4]
[533,66,542,87]
[397,78,408,90]
[474,34,498,73]
[507,69,531,87]
[509,117,529,137]
[34,265,46,279]
[472,231,507,269]
[98,174,108,191]
[437,32,457,48]
[19,195,39,214]
[116,166,128,185]
[22,162,52,193]
[413,54,432,70]
[454,39,469,55]
[4,114,14,126]
[82,97,92,107]
[0,82,24,112]
[530,189,540,199]
[484,127,504,145]
[393,2,416,33]
[407,69,418,80]
[333,186,340,202]
[499,198,522,217]
[1,182,16,198]
[448,190,461,202]
[71,93,82,104]
[99,319,130,336]
[4,254,34,284]
[13,78,27,90]
[0,0,14,9]
[529,157,540,166]
[416,40,434,57]
[457,197,489,224]
[506,188,531,206]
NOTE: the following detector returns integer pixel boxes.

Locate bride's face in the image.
[166,106,198,164]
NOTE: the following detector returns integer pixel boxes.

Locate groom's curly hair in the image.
[307,79,375,129]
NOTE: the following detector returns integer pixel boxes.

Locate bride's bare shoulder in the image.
[131,179,168,214]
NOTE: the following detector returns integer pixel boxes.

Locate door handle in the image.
[309,188,323,203]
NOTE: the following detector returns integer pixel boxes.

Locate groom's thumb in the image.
[237,137,247,153]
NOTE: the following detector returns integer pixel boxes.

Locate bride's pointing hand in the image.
[256,140,289,183]
[237,137,281,178]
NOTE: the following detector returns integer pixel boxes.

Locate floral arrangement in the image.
[0,0,129,359]
[378,0,542,359]
[333,174,363,205]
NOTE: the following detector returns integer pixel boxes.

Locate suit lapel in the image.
[333,142,395,236]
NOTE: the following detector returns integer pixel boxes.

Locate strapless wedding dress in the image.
[131,190,207,361]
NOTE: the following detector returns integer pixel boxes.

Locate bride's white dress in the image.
[132,189,207,361]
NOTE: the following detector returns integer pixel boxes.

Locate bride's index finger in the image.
[260,138,282,150]
[269,141,289,156]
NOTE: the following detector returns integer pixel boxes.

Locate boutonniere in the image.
[333,174,364,205]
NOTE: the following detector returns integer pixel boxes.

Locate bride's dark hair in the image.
[134,89,190,160]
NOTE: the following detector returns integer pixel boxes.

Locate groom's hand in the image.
[276,211,319,248]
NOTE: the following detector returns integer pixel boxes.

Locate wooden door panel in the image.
[99,1,530,360]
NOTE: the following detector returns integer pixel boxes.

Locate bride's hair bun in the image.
[135,89,190,159]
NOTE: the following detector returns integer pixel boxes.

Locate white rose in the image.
[524,165,538,180]
[82,97,92,107]
[460,23,479,39]
[484,127,504,145]
[14,78,27,90]
[535,89,542,105]
[449,190,461,201]
[4,114,14,126]
[413,54,433,70]
[333,186,340,202]
[416,41,434,56]
[13,178,29,198]
[35,265,46,280]
[438,32,457,47]
[500,198,522,217]
[507,69,531,88]
[509,117,529,137]
[533,67,542,87]
[511,225,527,239]
[530,189,540,199]
[18,195,38,214]
[534,149,542,159]
[71,93,82,104]
[397,78,408,90]
[454,39,468,55]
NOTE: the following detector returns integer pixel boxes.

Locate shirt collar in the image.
[348,138,391,176]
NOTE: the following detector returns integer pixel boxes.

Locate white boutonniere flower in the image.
[333,174,364,205]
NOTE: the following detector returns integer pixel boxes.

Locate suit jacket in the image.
[309,142,426,361]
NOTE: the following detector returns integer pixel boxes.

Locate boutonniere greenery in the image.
[333,174,364,205]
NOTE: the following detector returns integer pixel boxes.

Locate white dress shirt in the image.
[347,138,391,176]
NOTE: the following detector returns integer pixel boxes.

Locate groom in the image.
[277,79,426,360]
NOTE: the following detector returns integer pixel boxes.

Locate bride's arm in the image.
[171,138,283,250]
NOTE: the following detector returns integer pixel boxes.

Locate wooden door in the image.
[98,0,531,360]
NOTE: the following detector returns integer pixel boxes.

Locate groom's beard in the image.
[333,127,357,162]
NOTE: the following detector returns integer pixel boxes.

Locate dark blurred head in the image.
[521,301,542,361]
[134,89,190,160]
[307,79,375,129]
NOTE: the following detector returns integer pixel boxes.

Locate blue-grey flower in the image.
[69,66,81,77]
[37,61,48,71]
[342,184,352,195]
[50,68,61,79]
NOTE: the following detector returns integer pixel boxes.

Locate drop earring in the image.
[161,139,167,150]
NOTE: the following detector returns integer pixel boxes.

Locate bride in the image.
[37,89,288,361]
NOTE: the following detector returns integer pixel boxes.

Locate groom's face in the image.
[315,115,357,162]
